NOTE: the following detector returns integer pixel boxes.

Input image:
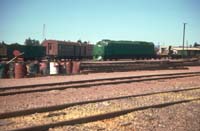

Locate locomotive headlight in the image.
[97,56,102,60]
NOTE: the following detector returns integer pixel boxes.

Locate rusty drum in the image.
[72,61,80,74]
[66,61,72,75]
[15,62,26,78]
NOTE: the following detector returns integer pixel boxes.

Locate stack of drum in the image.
[0,60,82,79]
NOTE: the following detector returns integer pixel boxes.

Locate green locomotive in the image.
[93,40,156,60]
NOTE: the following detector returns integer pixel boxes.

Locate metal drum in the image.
[72,61,80,74]
[40,62,48,75]
[50,62,59,75]
[27,62,39,76]
[59,61,66,74]
[15,62,25,78]
[66,61,72,75]
[8,62,15,78]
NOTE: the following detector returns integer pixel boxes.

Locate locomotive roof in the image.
[98,40,154,45]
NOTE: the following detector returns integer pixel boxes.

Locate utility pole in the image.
[186,40,188,50]
[182,23,187,58]
[43,24,46,40]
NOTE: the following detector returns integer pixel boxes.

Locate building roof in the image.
[172,47,200,51]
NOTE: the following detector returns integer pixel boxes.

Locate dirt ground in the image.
[0,66,199,130]
[0,66,199,88]
[50,101,200,131]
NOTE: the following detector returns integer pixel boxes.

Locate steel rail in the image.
[1,86,199,119]
[8,98,200,131]
[1,71,200,90]
[0,73,199,96]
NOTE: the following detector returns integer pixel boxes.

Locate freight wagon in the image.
[0,44,7,58]
[0,44,46,60]
[42,40,93,59]
[93,40,156,60]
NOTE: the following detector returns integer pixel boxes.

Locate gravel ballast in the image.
[0,66,199,130]
[1,89,199,131]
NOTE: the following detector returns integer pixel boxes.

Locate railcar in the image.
[0,44,46,60]
[0,44,7,58]
[42,40,93,59]
[93,40,156,60]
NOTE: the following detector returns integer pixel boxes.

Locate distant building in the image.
[172,47,200,57]
[157,46,169,56]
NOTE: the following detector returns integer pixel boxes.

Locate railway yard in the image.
[0,62,199,131]
[1,0,200,130]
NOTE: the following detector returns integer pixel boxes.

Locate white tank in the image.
[50,62,59,75]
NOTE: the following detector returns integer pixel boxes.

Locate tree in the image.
[77,40,82,43]
[83,41,88,44]
[10,43,20,45]
[0,41,7,45]
[24,38,40,46]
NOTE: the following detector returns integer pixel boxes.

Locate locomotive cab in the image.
[93,41,107,61]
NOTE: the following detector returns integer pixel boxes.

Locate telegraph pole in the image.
[182,23,187,58]
[43,24,46,40]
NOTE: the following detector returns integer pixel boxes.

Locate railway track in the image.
[0,71,200,96]
[1,86,199,131]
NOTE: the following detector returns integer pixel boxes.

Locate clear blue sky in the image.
[0,0,199,46]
